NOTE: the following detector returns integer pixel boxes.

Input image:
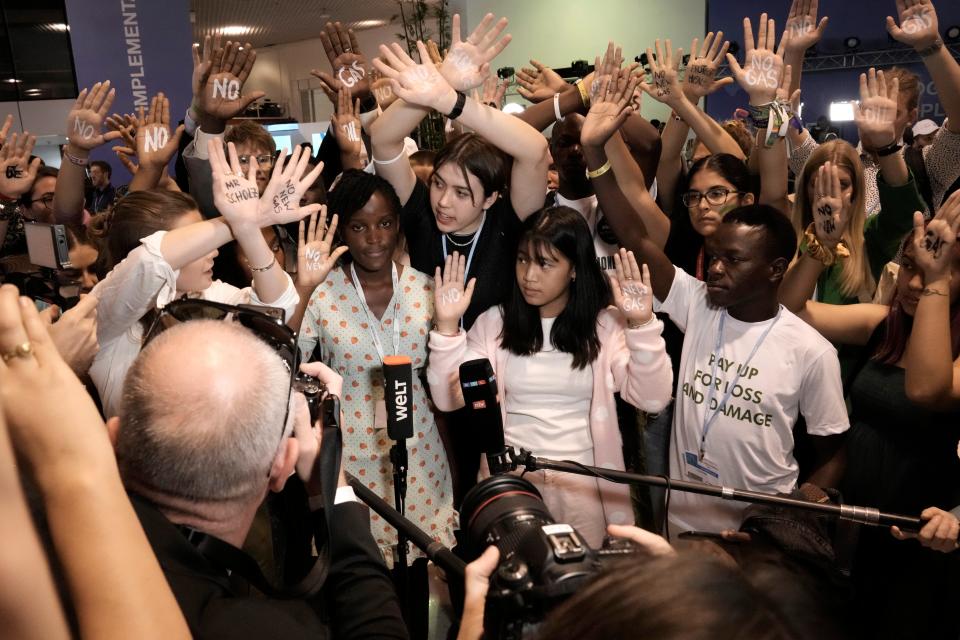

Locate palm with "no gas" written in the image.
[433,252,476,335]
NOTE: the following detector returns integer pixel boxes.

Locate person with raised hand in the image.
[0,284,191,640]
[182,38,267,218]
[0,132,42,215]
[285,207,346,331]
[427,205,673,547]
[370,12,547,330]
[85,142,317,419]
[781,69,923,318]
[296,169,459,562]
[331,86,364,171]
[516,59,569,103]
[128,93,186,192]
[54,80,121,226]
[782,0,829,96]
[795,190,960,637]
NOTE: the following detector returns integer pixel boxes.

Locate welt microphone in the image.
[458,358,509,473]
[383,355,414,441]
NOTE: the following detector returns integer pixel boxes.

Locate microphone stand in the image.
[389,440,410,579]
[491,447,924,531]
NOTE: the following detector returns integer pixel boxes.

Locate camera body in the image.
[461,476,638,637]
[292,372,324,424]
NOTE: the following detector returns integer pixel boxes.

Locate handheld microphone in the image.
[383,355,414,441]
[458,358,509,473]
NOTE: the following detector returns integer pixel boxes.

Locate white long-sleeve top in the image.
[90,230,299,418]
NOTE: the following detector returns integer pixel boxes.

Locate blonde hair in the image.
[792,140,874,300]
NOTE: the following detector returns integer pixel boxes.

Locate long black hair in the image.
[500,207,609,369]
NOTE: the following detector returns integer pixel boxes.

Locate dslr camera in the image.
[460,475,638,639]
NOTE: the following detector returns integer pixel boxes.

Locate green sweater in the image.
[814,172,925,305]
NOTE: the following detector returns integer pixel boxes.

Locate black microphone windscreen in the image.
[383,355,414,440]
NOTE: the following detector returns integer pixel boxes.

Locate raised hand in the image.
[311,22,372,100]
[135,93,185,169]
[638,39,685,107]
[257,145,325,226]
[433,252,476,334]
[105,112,138,138]
[198,40,264,121]
[855,68,899,150]
[0,114,13,148]
[331,86,362,158]
[0,133,41,198]
[887,0,940,50]
[610,249,654,326]
[191,33,221,109]
[438,13,512,92]
[373,42,456,112]
[727,14,789,105]
[516,59,569,103]
[370,68,397,110]
[683,31,734,102]
[479,74,508,109]
[210,140,260,231]
[812,161,849,249]
[912,188,960,281]
[66,81,121,151]
[581,71,641,148]
[784,0,829,53]
[296,208,348,291]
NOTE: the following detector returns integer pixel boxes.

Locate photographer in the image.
[113,317,408,638]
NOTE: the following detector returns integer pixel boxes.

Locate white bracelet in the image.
[628,316,657,330]
[372,146,408,165]
[553,92,563,123]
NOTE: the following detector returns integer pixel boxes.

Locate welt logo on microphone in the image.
[392,378,409,422]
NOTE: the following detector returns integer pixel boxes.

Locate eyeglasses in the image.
[238,154,275,167]
[681,187,742,208]
[143,298,299,469]
[30,194,55,209]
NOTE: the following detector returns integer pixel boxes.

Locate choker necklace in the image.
[444,231,477,247]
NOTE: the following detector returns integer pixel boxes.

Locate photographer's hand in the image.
[457,545,500,640]
[607,524,675,556]
[45,293,99,376]
[293,361,347,495]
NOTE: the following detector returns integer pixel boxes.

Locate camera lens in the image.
[460,475,555,557]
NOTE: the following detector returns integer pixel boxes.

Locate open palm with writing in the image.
[854,68,899,150]
[297,208,348,291]
[331,87,363,158]
[639,39,684,108]
[311,22,371,99]
[209,140,267,233]
[913,189,960,280]
[374,42,455,111]
[582,71,640,148]
[258,145,325,226]
[887,0,940,49]
[813,162,849,249]
[727,14,788,105]
[439,13,512,92]
[784,0,829,53]
[200,41,264,120]
[66,81,121,151]
[0,133,41,198]
[135,93,185,169]
[610,249,654,326]
[433,252,476,334]
[683,31,734,102]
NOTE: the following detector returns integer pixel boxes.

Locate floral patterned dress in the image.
[297,264,457,560]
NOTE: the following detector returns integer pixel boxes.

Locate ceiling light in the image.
[220,25,253,36]
[4,78,21,84]
[946,25,960,41]
[844,36,861,51]
[351,19,388,29]
[48,23,69,32]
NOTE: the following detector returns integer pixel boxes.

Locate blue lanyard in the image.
[700,308,781,459]
[441,211,486,328]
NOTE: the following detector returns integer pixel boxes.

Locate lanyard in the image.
[441,211,486,329]
[700,307,781,459]
[349,262,401,363]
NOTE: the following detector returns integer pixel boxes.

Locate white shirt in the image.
[655,268,849,533]
[90,230,299,419]
[503,317,595,463]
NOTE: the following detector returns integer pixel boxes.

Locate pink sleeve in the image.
[426,309,500,412]
[608,313,674,413]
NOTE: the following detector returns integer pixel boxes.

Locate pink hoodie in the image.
[427,306,674,526]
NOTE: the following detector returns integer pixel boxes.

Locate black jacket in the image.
[131,494,408,639]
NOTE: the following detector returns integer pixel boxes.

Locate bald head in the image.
[117,320,291,502]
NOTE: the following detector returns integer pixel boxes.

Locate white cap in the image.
[913,119,939,136]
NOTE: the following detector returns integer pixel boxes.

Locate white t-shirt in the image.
[503,317,595,463]
[655,268,849,533]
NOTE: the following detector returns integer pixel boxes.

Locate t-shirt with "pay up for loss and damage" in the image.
[655,268,850,534]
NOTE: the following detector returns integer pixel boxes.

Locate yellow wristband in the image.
[575,79,590,109]
[586,161,612,180]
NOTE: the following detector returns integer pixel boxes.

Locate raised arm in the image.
[331,87,365,171]
[781,161,851,310]
[128,93,186,192]
[0,286,191,640]
[288,208,347,331]
[0,132,42,215]
[583,75,675,300]
[782,0,829,97]
[55,81,122,225]
[903,194,960,408]
[727,14,795,211]
[857,69,908,187]
[887,0,960,133]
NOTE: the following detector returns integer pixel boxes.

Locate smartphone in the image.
[24,222,72,270]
